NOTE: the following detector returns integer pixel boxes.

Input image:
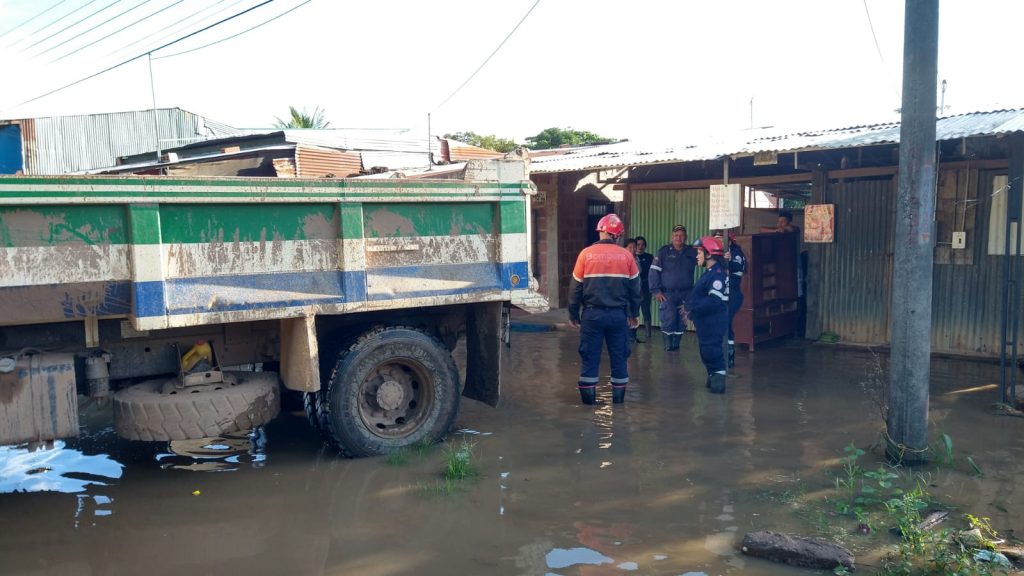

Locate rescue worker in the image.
[568,214,642,405]
[720,230,746,367]
[634,236,654,343]
[687,235,729,394]
[649,225,697,351]
[623,238,642,344]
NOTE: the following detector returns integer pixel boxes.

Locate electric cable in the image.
[21,0,123,53]
[0,0,72,41]
[433,0,541,112]
[861,0,900,101]
[3,0,276,111]
[155,0,311,59]
[50,0,184,63]
[107,0,238,57]
[6,0,98,48]
[34,0,154,58]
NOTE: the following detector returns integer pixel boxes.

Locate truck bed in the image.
[0,175,533,330]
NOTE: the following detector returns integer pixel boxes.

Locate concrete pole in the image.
[887,0,939,465]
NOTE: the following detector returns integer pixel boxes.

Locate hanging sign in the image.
[804,204,835,243]
[709,184,742,230]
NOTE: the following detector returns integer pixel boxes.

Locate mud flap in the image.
[0,353,79,444]
[463,301,502,407]
[280,315,320,392]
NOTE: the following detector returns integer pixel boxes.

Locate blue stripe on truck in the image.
[131,262,529,317]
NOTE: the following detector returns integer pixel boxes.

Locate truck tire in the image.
[113,372,281,441]
[316,326,460,457]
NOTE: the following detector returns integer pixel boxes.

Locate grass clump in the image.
[443,437,479,481]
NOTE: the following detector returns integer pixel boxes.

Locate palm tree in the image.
[273,106,330,129]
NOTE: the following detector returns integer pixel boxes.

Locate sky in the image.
[0,0,1021,144]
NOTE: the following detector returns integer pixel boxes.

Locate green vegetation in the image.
[409,436,481,497]
[442,437,479,481]
[273,105,330,129]
[443,131,518,153]
[823,440,1011,575]
[524,126,617,150]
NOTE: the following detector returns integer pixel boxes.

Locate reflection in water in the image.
[0,440,123,494]
[0,331,1021,575]
[544,546,613,569]
[155,428,267,472]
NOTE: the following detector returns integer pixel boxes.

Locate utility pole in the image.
[887,0,939,465]
[148,52,161,162]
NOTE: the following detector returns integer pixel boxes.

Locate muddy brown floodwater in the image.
[1,330,1022,575]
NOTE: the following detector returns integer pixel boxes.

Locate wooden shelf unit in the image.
[732,232,799,350]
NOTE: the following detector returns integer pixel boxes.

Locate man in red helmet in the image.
[568,214,642,405]
[687,235,729,393]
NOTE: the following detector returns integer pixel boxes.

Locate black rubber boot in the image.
[671,334,682,351]
[579,387,597,405]
[709,373,726,394]
[612,386,626,404]
[663,333,673,351]
[727,343,735,368]
[630,328,639,343]
[705,374,712,389]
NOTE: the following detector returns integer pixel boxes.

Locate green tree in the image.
[274,106,331,129]
[525,127,616,150]
[444,131,518,153]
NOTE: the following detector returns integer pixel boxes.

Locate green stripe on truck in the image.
[0,205,127,247]
[157,204,339,244]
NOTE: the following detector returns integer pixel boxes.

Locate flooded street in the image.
[1,329,1022,576]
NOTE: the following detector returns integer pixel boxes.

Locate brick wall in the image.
[557,173,588,306]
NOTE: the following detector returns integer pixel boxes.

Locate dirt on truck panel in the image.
[1,331,1021,575]
[0,158,543,451]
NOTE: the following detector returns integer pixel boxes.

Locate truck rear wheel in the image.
[113,372,281,441]
[315,326,460,457]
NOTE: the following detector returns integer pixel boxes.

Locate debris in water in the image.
[192,490,201,496]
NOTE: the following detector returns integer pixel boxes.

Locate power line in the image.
[110,0,243,57]
[0,0,72,41]
[35,0,154,58]
[4,0,277,112]
[434,0,541,112]
[51,0,184,63]
[862,0,900,100]
[6,0,99,48]
[22,0,123,53]
[155,0,311,59]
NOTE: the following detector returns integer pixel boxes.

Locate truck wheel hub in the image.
[376,380,405,410]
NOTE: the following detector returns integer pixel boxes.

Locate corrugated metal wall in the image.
[629,188,710,250]
[810,172,1024,356]
[932,170,1022,355]
[20,109,240,174]
[814,179,895,344]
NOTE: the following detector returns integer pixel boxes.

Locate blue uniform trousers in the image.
[694,311,727,375]
[578,307,631,392]
[727,289,743,344]
[658,288,691,334]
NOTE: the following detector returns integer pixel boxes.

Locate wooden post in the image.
[887,0,939,465]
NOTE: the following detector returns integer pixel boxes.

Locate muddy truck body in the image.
[0,158,545,457]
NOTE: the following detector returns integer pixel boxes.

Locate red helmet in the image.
[695,235,725,256]
[595,213,625,237]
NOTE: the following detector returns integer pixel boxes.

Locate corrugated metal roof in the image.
[2,108,240,175]
[361,150,433,172]
[294,144,362,178]
[530,108,1024,174]
[446,140,502,161]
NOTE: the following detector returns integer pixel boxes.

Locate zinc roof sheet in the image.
[529,108,1024,174]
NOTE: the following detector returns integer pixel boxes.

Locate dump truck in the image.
[0,158,545,457]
